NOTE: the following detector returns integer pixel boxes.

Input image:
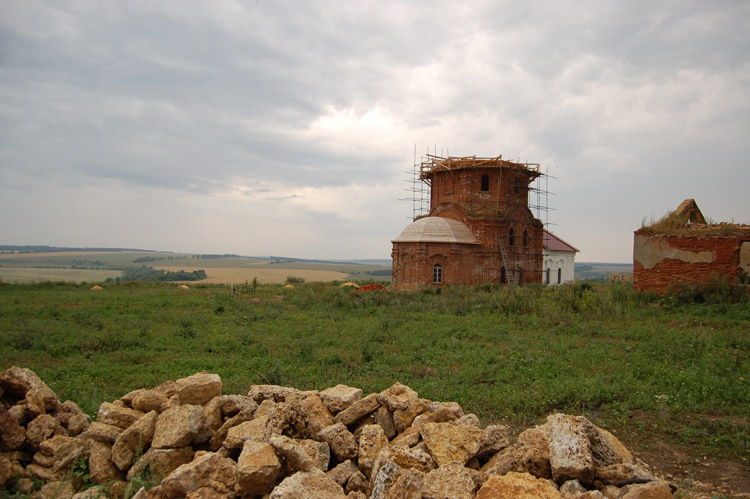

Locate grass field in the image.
[0,279,748,495]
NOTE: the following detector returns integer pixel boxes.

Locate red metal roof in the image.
[543,230,579,252]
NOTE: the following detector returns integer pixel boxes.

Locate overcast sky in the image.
[1,1,748,262]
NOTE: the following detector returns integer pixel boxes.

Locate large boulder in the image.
[174,372,222,406]
[476,472,563,498]
[160,452,236,498]
[152,405,203,449]
[547,414,595,484]
[111,411,158,470]
[269,469,346,498]
[235,440,282,496]
[419,421,485,467]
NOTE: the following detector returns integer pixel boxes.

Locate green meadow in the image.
[0,280,748,477]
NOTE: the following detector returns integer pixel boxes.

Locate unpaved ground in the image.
[628,439,750,498]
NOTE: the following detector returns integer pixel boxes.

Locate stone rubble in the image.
[0,366,675,498]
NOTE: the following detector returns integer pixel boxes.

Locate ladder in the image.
[498,239,515,286]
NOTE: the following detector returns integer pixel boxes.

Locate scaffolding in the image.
[403,151,554,284]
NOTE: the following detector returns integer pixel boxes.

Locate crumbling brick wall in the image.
[633,229,750,294]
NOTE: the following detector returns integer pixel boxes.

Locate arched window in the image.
[481,174,489,192]
[557,268,562,284]
[501,266,506,284]
[433,264,442,283]
[509,228,515,247]
[546,268,550,284]
[514,175,519,194]
[523,229,528,247]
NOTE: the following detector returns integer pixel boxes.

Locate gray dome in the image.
[393,216,480,244]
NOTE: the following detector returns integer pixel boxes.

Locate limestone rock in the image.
[26,414,57,448]
[97,402,144,430]
[454,413,481,427]
[383,467,423,499]
[376,406,397,440]
[223,415,271,449]
[186,487,234,498]
[268,434,318,472]
[248,384,300,403]
[36,480,75,499]
[369,461,403,499]
[269,469,346,498]
[79,422,123,444]
[194,396,223,445]
[377,382,418,412]
[218,394,257,417]
[620,481,674,499]
[346,469,368,494]
[334,393,380,427]
[390,426,420,448]
[27,462,62,482]
[71,486,107,499]
[327,459,358,487]
[152,405,203,449]
[39,434,79,456]
[596,462,655,482]
[174,372,222,406]
[319,384,363,414]
[392,398,430,434]
[131,390,168,413]
[547,414,595,484]
[357,424,388,478]
[0,405,26,451]
[421,461,481,499]
[419,421,484,467]
[318,422,358,461]
[51,436,90,473]
[371,444,435,482]
[112,410,157,470]
[411,403,465,431]
[235,439,282,496]
[560,478,587,497]
[0,366,59,417]
[67,413,90,436]
[292,394,335,438]
[477,424,511,458]
[88,440,120,484]
[209,405,256,450]
[298,438,330,472]
[580,418,634,467]
[127,447,195,482]
[160,452,236,498]
[476,471,563,498]
[0,456,13,486]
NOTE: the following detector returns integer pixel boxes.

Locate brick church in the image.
[391,155,544,291]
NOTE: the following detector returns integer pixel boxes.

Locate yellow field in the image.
[0,268,122,283]
[153,265,350,284]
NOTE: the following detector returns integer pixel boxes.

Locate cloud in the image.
[1,0,748,262]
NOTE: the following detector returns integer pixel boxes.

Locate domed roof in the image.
[393,216,480,244]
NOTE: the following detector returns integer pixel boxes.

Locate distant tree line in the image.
[106,265,207,282]
[365,270,392,276]
[133,256,188,263]
[193,254,242,259]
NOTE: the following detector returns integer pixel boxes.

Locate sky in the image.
[1,1,748,263]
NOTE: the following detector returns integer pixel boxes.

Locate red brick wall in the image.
[633,230,750,294]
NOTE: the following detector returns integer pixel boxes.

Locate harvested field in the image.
[153,265,350,284]
[0,267,121,283]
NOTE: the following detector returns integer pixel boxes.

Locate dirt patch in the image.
[624,438,750,498]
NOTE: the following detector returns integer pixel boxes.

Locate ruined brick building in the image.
[391,155,545,291]
[633,199,750,294]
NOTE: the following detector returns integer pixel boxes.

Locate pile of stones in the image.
[0,367,676,498]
